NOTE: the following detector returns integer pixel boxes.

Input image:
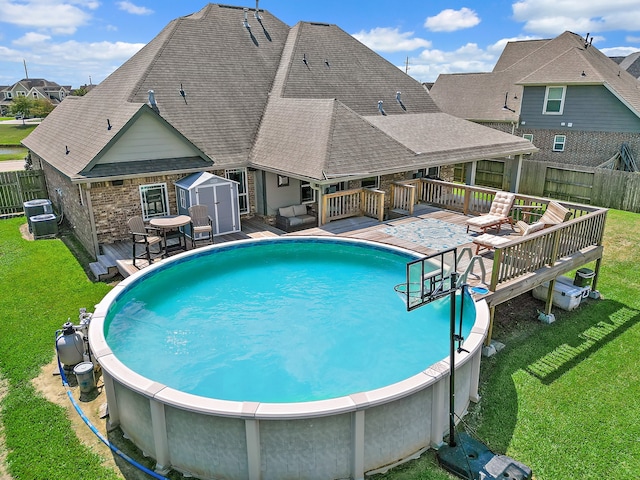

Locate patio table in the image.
[149,215,191,257]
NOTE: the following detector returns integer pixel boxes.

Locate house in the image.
[430,31,640,189]
[610,52,640,79]
[23,3,536,259]
[1,78,71,116]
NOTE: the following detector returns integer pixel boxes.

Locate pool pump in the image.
[55,308,94,368]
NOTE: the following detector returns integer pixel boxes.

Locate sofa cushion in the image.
[292,204,307,216]
[288,217,304,226]
[279,205,295,217]
[298,214,316,224]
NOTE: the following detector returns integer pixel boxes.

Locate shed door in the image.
[212,182,240,234]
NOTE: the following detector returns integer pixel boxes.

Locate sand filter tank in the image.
[56,322,85,367]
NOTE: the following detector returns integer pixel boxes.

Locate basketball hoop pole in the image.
[448,271,458,447]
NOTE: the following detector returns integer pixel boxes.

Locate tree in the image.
[32,98,54,118]
[9,96,32,123]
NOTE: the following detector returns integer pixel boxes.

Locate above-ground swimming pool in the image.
[89,237,490,480]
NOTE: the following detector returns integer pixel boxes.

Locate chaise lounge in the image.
[466,191,516,234]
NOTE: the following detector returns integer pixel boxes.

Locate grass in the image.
[0,124,37,146]
[0,218,118,479]
[1,210,639,479]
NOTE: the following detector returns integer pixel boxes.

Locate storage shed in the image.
[175,172,241,238]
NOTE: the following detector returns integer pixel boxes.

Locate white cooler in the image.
[532,276,591,311]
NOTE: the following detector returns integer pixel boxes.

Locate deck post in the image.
[484,306,496,347]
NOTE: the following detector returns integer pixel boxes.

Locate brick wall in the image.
[35,154,95,254]
[517,128,640,167]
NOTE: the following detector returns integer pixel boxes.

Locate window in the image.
[17,91,26,96]
[543,86,566,114]
[225,168,249,214]
[413,167,440,179]
[6,92,12,99]
[139,183,169,220]
[300,182,316,203]
[553,135,566,152]
[325,182,346,194]
[33,92,38,98]
[360,176,379,189]
[523,134,533,142]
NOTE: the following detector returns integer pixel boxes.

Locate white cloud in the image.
[117,1,153,15]
[424,8,480,33]
[626,35,640,43]
[405,42,497,82]
[352,27,431,53]
[513,0,640,35]
[13,32,52,46]
[600,46,640,57]
[0,37,144,85]
[0,1,92,34]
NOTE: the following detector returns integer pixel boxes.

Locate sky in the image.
[2,0,640,89]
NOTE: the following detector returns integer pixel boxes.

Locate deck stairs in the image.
[89,254,120,281]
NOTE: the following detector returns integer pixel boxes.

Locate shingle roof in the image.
[24,3,536,183]
[430,31,640,122]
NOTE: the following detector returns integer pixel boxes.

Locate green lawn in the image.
[0,124,37,145]
[1,210,639,479]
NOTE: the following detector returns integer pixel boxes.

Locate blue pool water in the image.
[105,239,475,403]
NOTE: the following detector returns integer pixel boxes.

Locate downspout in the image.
[261,170,267,216]
[84,183,100,259]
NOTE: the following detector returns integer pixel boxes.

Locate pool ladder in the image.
[456,247,486,287]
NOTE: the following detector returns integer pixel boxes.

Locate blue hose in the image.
[55,332,169,480]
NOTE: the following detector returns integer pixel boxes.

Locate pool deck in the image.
[102,204,510,305]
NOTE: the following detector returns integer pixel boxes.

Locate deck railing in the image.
[488,209,607,290]
[412,179,606,291]
[389,182,416,215]
[320,188,385,225]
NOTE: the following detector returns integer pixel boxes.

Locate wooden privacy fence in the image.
[518,160,640,213]
[0,170,48,215]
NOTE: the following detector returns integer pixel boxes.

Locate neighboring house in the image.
[430,31,640,180]
[0,78,71,116]
[610,52,640,79]
[23,3,535,259]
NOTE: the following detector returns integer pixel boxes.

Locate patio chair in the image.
[188,204,214,249]
[466,191,516,234]
[514,201,572,234]
[127,216,163,267]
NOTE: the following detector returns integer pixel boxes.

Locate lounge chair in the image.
[128,216,163,267]
[473,201,572,254]
[466,191,516,234]
[514,201,572,233]
[188,204,214,248]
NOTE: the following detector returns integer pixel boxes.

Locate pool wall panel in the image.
[164,406,249,479]
[260,415,352,480]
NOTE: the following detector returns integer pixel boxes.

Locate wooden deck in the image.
[98,203,603,317]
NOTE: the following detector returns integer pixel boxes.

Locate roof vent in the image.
[254,0,261,20]
[396,91,406,111]
[148,89,159,113]
[243,8,251,29]
[378,100,386,116]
